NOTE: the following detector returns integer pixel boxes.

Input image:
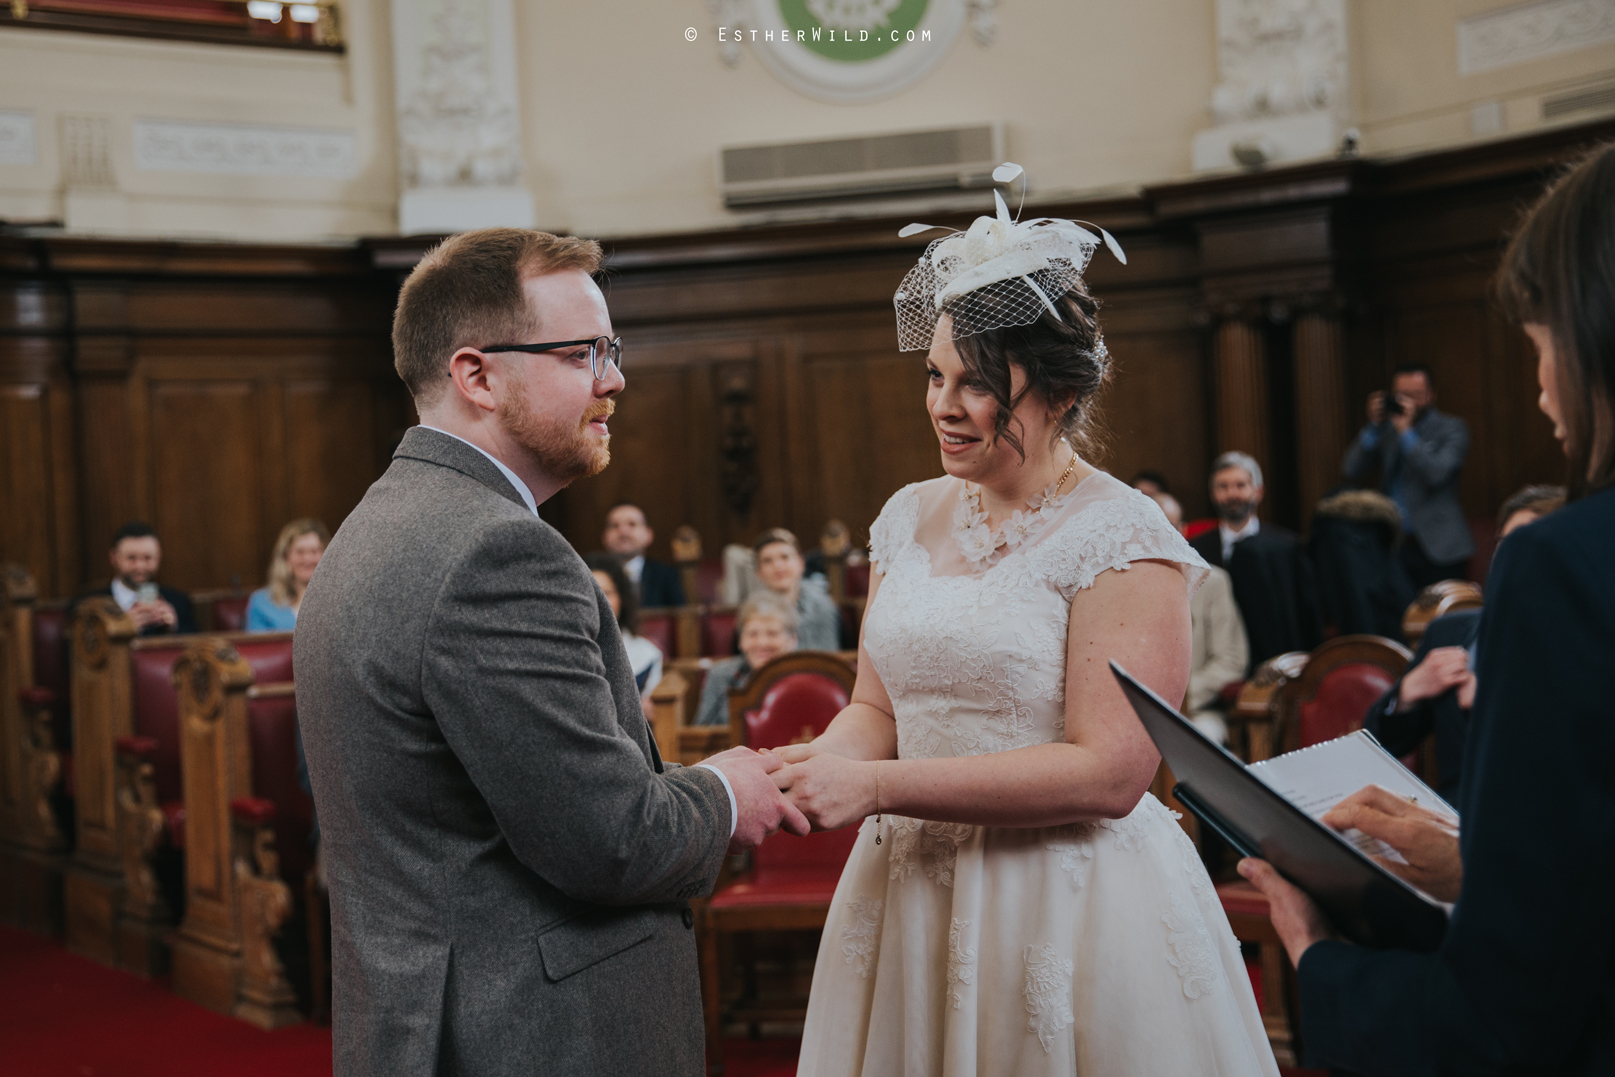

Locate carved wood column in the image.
[1214,314,1270,474]
[1293,305,1351,527]
[0,565,36,843]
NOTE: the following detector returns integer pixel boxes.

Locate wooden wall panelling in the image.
[1292,307,1350,528]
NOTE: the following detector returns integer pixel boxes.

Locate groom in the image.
[296,228,808,1076]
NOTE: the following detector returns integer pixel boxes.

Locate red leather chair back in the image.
[1183,518,1218,541]
[694,559,725,605]
[130,636,295,809]
[1297,663,1398,749]
[246,689,313,888]
[844,562,870,599]
[743,671,850,753]
[637,611,676,659]
[31,604,72,746]
[211,596,250,633]
[702,608,737,657]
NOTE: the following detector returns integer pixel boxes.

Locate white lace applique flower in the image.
[1163,889,1218,1000]
[840,898,884,979]
[946,918,977,1009]
[1047,836,1094,889]
[1099,809,1151,852]
[957,522,998,564]
[1002,507,1037,547]
[1022,943,1075,1052]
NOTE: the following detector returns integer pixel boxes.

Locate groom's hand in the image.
[703,747,811,852]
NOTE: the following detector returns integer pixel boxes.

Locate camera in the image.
[1382,393,1405,418]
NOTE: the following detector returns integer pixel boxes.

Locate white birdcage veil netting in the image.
[892,164,1127,353]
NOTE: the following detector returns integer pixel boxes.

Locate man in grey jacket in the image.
[1342,363,1474,590]
[295,228,808,1076]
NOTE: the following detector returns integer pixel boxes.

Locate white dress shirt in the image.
[1219,515,1260,563]
[622,554,646,585]
[417,425,737,835]
[110,578,140,611]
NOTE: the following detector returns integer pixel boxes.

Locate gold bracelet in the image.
[874,761,882,845]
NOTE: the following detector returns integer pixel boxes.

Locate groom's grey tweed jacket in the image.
[296,427,731,1076]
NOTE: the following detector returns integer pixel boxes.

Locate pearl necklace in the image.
[954,451,1080,566]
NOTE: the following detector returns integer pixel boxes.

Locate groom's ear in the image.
[447,347,499,414]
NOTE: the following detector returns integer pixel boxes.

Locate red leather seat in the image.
[1183,518,1218,541]
[130,637,294,848]
[1297,663,1398,748]
[694,558,725,605]
[32,604,72,749]
[246,688,313,888]
[701,607,737,657]
[702,653,858,1066]
[210,595,250,633]
[637,610,676,660]
[843,562,870,599]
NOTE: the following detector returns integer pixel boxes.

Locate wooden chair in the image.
[699,651,858,1074]
[1,565,70,935]
[1402,579,1483,649]
[1216,634,1413,1065]
[168,642,303,1028]
[63,599,293,973]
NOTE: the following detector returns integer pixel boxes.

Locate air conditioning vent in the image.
[1542,83,1615,120]
[719,124,1002,208]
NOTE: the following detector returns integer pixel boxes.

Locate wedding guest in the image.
[1343,363,1474,590]
[246,518,329,631]
[1242,142,1615,1076]
[601,501,685,608]
[72,521,197,636]
[753,528,840,651]
[1189,452,1323,668]
[585,552,662,716]
[1153,492,1248,744]
[693,593,798,727]
[1362,483,1563,803]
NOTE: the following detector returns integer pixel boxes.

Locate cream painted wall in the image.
[0,0,397,240]
[514,0,1218,238]
[0,0,1611,242]
[1352,0,1615,157]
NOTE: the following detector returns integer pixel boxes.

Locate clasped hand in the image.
[1239,783,1462,965]
[764,743,878,833]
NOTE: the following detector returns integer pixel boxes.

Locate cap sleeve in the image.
[868,483,922,574]
[1031,487,1211,602]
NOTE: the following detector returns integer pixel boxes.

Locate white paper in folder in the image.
[1245,729,1459,866]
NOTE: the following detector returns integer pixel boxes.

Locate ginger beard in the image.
[498,374,615,483]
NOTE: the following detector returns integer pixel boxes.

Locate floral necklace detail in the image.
[953,451,1080,566]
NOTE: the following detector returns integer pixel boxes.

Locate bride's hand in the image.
[773,753,877,832]
[766,742,823,765]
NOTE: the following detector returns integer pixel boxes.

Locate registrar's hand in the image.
[774,752,877,832]
[1398,647,1470,708]
[1237,858,1338,966]
[1322,784,1462,902]
[703,747,812,853]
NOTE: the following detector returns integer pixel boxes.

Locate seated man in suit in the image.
[1342,362,1474,590]
[1188,452,1323,670]
[72,521,197,636]
[1364,483,1564,803]
[1153,492,1249,744]
[601,501,686,608]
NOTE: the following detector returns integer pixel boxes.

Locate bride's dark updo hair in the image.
[948,276,1110,462]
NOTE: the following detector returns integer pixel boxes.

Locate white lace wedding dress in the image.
[797,471,1278,1077]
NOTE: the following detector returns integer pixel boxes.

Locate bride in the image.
[773,175,1278,1076]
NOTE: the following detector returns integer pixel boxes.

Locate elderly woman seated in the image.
[753,528,840,651]
[693,593,799,727]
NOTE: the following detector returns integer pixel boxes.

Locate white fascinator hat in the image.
[892,163,1127,353]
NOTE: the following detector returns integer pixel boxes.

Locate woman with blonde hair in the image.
[247,518,330,631]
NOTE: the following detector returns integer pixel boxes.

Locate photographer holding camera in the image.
[1342,362,1473,590]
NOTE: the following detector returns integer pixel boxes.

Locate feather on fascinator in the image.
[892,162,1126,352]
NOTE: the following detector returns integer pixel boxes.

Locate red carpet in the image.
[2,925,1323,1076]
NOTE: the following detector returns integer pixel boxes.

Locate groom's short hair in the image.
[392,227,603,404]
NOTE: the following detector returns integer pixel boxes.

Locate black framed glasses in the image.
[484,336,623,381]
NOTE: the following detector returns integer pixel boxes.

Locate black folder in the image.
[1110,660,1449,952]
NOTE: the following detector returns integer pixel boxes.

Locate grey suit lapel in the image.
[394,426,529,512]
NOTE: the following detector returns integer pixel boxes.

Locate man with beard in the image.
[1189,452,1324,671]
[294,228,808,1077]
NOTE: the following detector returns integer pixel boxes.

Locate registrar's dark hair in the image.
[583,552,639,634]
[1497,142,1615,498]
[948,280,1109,462]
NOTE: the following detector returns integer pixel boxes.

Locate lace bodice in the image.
[864,472,1209,760]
